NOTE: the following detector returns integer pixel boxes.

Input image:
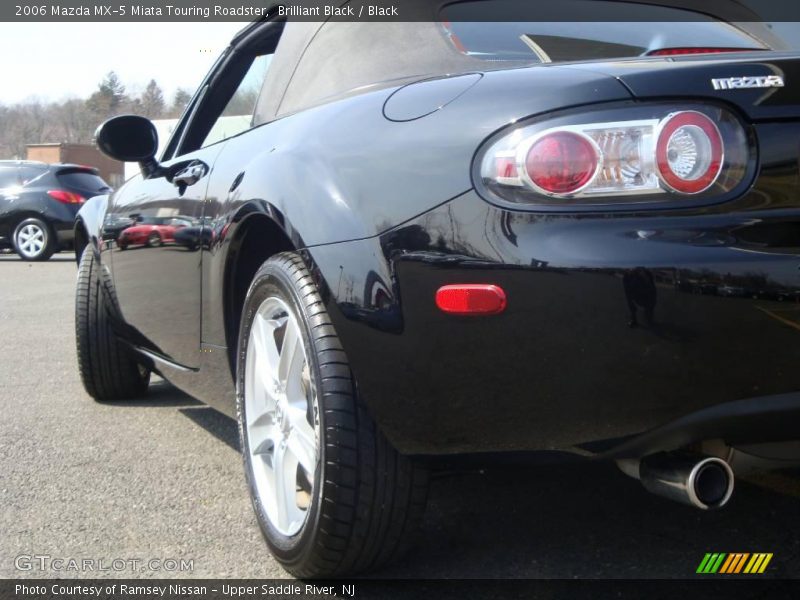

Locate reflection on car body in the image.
[117,216,192,249]
[71,3,800,577]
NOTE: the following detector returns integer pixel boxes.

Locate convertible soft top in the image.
[254,21,487,123]
[249,0,784,123]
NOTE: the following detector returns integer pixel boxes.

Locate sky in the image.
[0,23,245,104]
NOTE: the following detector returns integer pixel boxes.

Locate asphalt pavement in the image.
[1,252,799,580]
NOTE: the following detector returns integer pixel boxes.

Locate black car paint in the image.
[568,52,800,120]
[0,163,106,249]
[77,52,800,456]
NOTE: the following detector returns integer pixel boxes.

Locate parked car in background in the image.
[718,284,751,298]
[117,216,192,250]
[102,214,136,241]
[0,161,110,260]
[73,4,800,577]
[173,217,215,251]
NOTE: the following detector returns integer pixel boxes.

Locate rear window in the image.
[56,170,111,194]
[0,168,19,188]
[764,22,800,50]
[441,1,784,63]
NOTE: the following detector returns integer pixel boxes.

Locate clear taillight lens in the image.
[655,111,723,194]
[475,104,750,208]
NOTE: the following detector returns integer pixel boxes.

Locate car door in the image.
[107,32,281,368]
[0,165,22,243]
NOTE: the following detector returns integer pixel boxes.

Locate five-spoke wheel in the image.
[237,252,428,577]
[244,297,318,536]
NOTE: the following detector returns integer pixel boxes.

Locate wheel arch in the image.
[10,210,53,237]
[73,194,110,264]
[74,218,89,263]
[222,211,299,373]
[10,209,48,226]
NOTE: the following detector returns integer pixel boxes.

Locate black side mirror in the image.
[95,115,163,178]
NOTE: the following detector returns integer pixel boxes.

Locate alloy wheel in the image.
[16,223,46,258]
[244,296,319,537]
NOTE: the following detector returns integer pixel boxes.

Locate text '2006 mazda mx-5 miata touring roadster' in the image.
[72,2,800,576]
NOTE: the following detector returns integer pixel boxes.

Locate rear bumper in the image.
[46,200,80,248]
[56,227,74,245]
[602,391,800,459]
[309,189,800,455]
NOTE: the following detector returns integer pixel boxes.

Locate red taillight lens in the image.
[524,131,599,195]
[47,190,85,204]
[435,284,507,316]
[655,111,723,194]
[647,47,756,56]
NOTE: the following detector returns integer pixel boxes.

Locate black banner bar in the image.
[3,579,800,600]
[5,0,800,22]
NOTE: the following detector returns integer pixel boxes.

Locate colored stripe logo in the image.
[697,553,773,574]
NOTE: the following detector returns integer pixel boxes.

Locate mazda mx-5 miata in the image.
[72,2,800,576]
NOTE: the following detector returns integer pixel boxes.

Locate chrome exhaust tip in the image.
[618,453,734,510]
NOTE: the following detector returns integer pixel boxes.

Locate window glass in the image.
[441,1,771,63]
[138,216,168,225]
[763,23,800,50]
[19,166,48,185]
[56,171,111,193]
[0,168,20,188]
[441,21,767,63]
[201,54,274,148]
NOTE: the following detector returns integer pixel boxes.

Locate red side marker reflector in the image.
[435,284,507,316]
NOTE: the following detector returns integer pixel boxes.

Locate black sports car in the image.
[73,4,800,577]
[0,161,110,260]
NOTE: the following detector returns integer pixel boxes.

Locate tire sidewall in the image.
[75,247,151,400]
[14,217,52,260]
[236,259,327,566]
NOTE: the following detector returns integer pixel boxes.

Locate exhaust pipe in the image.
[618,453,734,510]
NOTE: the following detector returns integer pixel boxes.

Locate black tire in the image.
[13,217,56,261]
[237,252,428,577]
[146,232,162,247]
[75,248,150,401]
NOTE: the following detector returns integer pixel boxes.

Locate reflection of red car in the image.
[117,217,191,250]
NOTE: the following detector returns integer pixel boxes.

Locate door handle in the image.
[173,162,207,188]
[229,171,245,194]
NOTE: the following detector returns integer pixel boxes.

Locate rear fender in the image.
[74,194,109,261]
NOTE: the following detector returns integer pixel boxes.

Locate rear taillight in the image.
[475,103,750,207]
[47,190,85,204]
